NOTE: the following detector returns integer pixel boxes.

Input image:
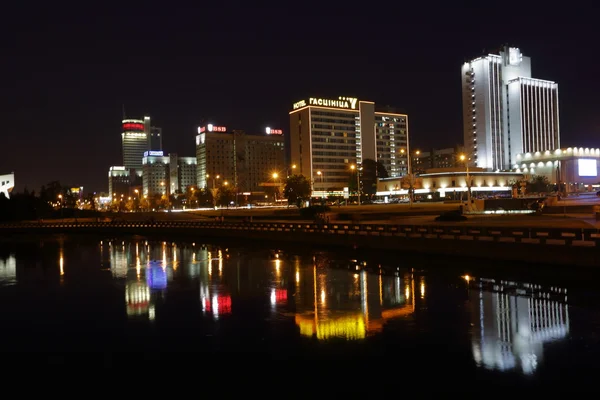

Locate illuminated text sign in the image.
[198,124,227,133]
[293,97,358,110]
[123,123,145,131]
[143,150,164,157]
[293,100,306,110]
[266,127,283,135]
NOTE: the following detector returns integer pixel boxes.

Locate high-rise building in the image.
[121,119,147,171]
[461,46,560,171]
[122,116,163,171]
[144,116,163,151]
[142,151,197,198]
[108,166,139,200]
[289,96,408,195]
[195,124,285,192]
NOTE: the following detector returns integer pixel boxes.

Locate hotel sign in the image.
[292,96,358,110]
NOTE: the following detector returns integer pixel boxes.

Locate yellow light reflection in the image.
[218,250,223,275]
[420,278,425,299]
[405,286,410,300]
[59,252,64,276]
[463,274,471,283]
[295,270,300,283]
[136,256,141,277]
[320,289,326,305]
[296,315,366,340]
[208,251,212,276]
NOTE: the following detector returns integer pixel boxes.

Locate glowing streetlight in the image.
[460,154,471,211]
[350,165,360,206]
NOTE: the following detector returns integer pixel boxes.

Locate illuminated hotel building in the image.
[121,116,163,171]
[289,96,409,196]
[195,124,285,192]
[462,46,560,171]
[142,151,197,198]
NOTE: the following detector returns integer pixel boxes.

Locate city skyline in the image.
[2,4,598,193]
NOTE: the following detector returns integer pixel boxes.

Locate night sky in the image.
[2,4,597,193]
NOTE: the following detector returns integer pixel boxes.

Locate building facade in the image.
[108,166,139,199]
[461,46,559,171]
[122,116,163,171]
[514,147,600,193]
[411,147,462,175]
[0,173,15,199]
[195,124,285,192]
[377,169,524,200]
[142,151,197,198]
[289,96,408,196]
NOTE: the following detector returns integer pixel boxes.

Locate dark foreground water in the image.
[1,236,599,385]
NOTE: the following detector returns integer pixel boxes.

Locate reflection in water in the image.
[294,259,415,340]
[200,247,231,320]
[0,254,16,285]
[468,276,569,375]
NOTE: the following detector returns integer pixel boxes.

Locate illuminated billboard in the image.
[292,96,358,110]
[123,122,145,131]
[143,150,164,157]
[198,124,227,133]
[578,159,597,177]
[266,127,283,135]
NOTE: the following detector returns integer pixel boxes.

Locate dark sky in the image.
[1,4,598,193]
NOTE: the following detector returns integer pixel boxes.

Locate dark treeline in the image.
[0,181,100,222]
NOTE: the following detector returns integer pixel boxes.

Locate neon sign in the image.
[266,127,283,135]
[198,124,227,133]
[293,97,358,110]
[123,123,145,131]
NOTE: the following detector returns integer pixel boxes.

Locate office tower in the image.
[108,166,139,200]
[195,124,285,192]
[144,116,163,151]
[121,119,147,171]
[461,46,560,171]
[142,151,197,198]
[289,96,408,195]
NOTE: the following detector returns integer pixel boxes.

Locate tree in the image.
[216,185,236,207]
[283,174,312,207]
[360,159,389,196]
[528,175,551,194]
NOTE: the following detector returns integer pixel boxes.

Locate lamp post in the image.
[400,149,414,206]
[460,154,471,211]
[207,174,220,209]
[272,172,279,204]
[350,164,361,206]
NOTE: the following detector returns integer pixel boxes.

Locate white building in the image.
[289,96,409,196]
[142,151,197,198]
[514,147,600,193]
[462,46,559,171]
[0,173,14,199]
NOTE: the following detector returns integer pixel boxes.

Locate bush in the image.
[299,205,331,219]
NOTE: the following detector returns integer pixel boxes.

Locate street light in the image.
[460,154,471,211]
[400,148,414,206]
[350,165,361,206]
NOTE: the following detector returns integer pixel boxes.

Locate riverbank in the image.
[2,216,599,267]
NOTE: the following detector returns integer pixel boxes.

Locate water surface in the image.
[0,236,599,385]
